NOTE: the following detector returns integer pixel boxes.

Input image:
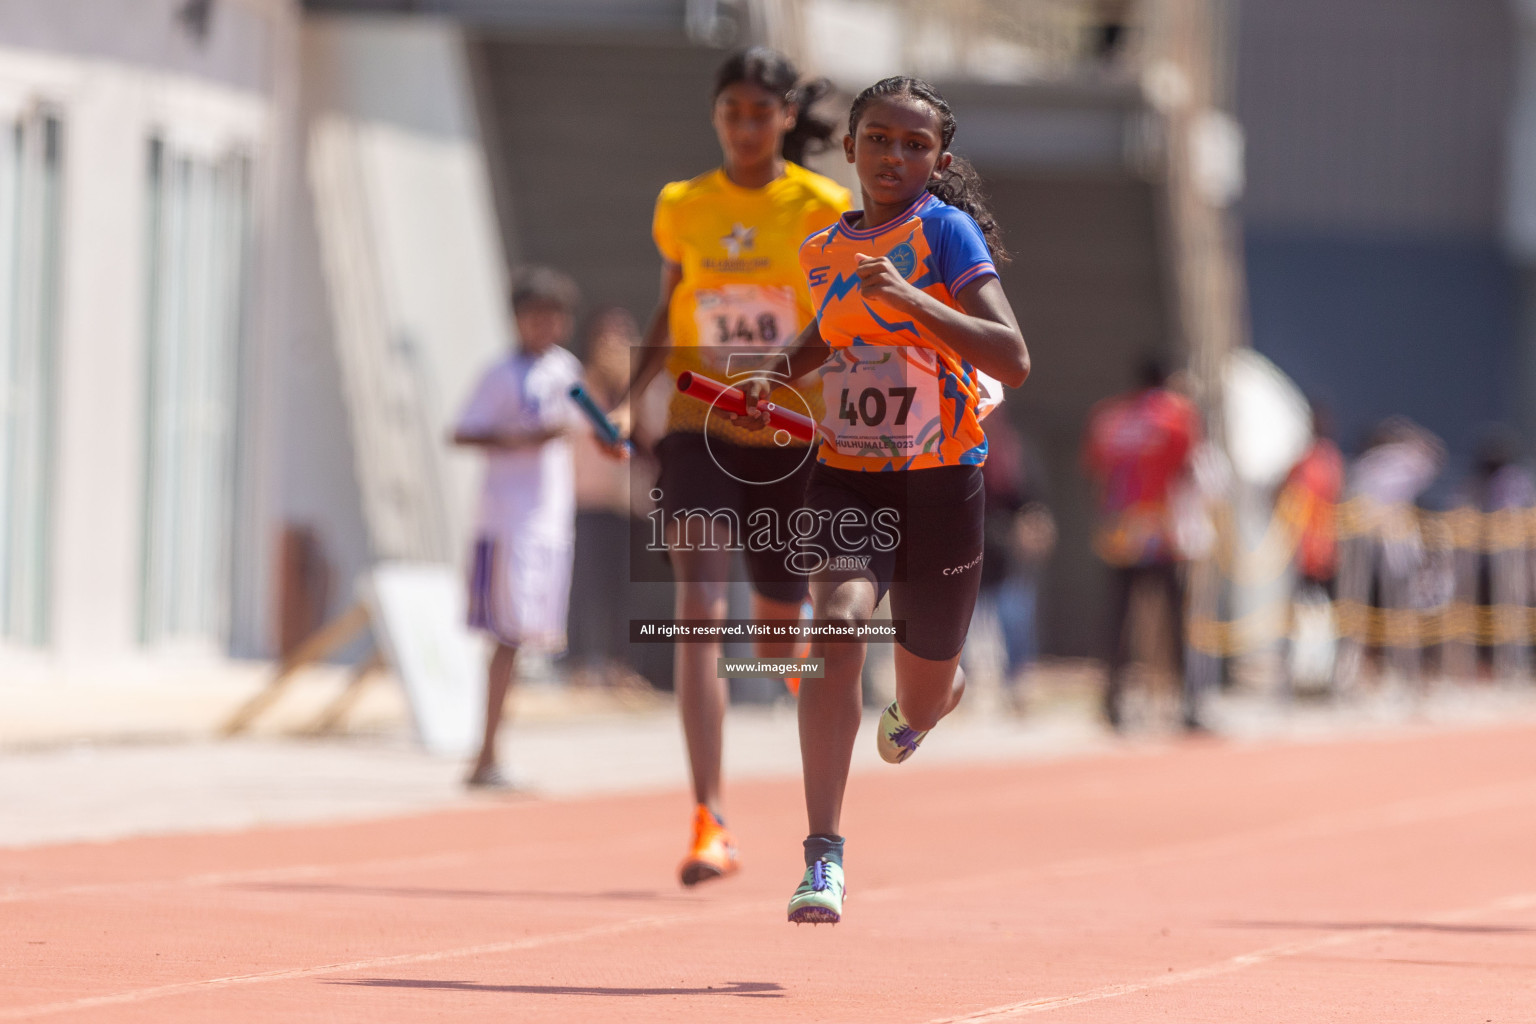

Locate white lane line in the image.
[5,773,1536,1017]
[922,892,1536,1023]
[0,825,645,905]
[8,773,1535,909]
[856,775,1536,908]
[0,851,476,905]
[0,900,775,1021]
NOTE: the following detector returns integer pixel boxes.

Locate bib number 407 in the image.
[840,386,916,427]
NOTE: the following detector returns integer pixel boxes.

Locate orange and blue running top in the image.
[799,192,1002,472]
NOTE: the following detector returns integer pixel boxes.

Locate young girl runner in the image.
[738,76,1029,924]
[615,48,851,887]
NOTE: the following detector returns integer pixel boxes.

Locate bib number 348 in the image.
[693,285,797,348]
[712,312,779,345]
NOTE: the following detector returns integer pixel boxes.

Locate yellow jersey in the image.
[653,163,850,444]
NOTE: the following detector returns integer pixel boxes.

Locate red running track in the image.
[4,722,1536,1022]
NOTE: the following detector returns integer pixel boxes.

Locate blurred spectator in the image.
[452,267,586,788]
[1451,429,1535,680]
[566,306,654,690]
[969,412,1056,706]
[1282,406,1346,590]
[1091,0,1134,65]
[1082,356,1203,730]
[1459,429,1536,513]
[1335,417,1446,686]
[1278,405,1345,692]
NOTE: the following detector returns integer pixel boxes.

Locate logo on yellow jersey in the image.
[722,223,756,258]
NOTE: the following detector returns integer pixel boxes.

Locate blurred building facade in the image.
[1238,0,1527,471]
[459,0,1245,658]
[7,0,1526,682]
[0,0,300,676]
[0,0,1250,675]
[0,0,507,679]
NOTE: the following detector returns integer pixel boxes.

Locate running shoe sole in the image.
[787,905,840,925]
[787,858,845,924]
[679,859,733,887]
[678,804,740,887]
[877,701,928,764]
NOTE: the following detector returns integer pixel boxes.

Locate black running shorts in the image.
[654,431,816,605]
[801,463,985,661]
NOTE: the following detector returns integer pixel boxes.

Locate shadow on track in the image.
[1296,954,1536,971]
[1219,920,1533,935]
[238,883,694,903]
[329,978,785,998]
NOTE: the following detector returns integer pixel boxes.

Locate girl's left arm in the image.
[852,254,1030,387]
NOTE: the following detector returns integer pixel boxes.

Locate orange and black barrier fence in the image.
[1188,496,1536,658]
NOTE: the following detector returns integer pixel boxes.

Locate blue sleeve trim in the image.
[920,204,996,296]
[950,263,998,295]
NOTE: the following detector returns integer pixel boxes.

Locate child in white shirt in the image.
[453,267,620,788]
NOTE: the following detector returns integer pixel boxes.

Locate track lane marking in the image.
[0,826,662,905]
[0,851,478,906]
[0,900,783,1021]
[6,768,1536,1018]
[7,773,1535,908]
[857,774,1536,906]
[922,892,1536,1022]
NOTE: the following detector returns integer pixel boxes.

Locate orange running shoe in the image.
[783,635,811,696]
[678,804,740,887]
[783,599,814,697]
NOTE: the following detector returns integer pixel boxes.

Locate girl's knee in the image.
[676,579,728,619]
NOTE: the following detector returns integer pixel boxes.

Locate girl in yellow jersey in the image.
[736,77,1030,924]
[616,47,851,887]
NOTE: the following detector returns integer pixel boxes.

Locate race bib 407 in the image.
[818,346,944,459]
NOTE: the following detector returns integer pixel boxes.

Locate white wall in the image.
[0,5,528,678]
[294,18,509,579]
[0,0,292,674]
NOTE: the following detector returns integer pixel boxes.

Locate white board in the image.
[1224,349,1311,489]
[362,561,484,757]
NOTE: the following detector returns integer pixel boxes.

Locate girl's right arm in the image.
[779,317,832,383]
[451,425,566,451]
[614,262,683,419]
[732,318,831,427]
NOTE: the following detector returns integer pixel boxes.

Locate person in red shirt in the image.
[1275,407,1345,695]
[1281,407,1345,589]
[1082,357,1202,731]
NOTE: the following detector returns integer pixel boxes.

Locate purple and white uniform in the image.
[457,347,582,651]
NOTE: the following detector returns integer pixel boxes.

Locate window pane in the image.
[140,139,251,648]
[0,112,62,647]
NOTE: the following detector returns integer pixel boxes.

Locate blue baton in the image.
[568,384,626,447]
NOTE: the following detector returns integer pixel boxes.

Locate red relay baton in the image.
[675,371,817,443]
